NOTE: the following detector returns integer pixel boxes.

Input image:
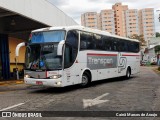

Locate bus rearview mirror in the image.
[57,40,65,56]
[15,42,27,57]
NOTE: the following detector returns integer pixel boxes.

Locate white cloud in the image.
[48,0,160,32]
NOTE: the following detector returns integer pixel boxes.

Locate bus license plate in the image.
[36,81,43,85]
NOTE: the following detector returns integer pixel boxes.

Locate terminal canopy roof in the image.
[0,0,77,40]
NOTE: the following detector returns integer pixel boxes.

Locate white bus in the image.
[17,26,140,87]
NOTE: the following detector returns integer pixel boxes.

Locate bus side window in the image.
[80,32,86,50]
[123,40,129,52]
[80,41,87,49]
[64,30,79,68]
[102,36,112,51]
[111,38,118,51]
[66,30,78,49]
[132,42,140,53]
[135,42,140,53]
[128,41,134,52]
[80,31,93,50]
[118,39,126,52]
[93,34,102,50]
[128,41,139,53]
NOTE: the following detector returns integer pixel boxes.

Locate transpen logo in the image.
[88,57,113,66]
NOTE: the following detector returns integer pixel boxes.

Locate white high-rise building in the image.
[81,3,155,41]
[125,9,139,37]
[139,8,155,41]
[100,9,115,34]
[81,12,98,29]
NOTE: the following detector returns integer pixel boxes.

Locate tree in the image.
[129,34,146,46]
[156,32,160,37]
[155,46,160,54]
[155,32,160,54]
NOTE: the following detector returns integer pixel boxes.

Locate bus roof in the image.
[32,26,139,42]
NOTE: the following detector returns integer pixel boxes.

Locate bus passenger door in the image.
[63,30,80,86]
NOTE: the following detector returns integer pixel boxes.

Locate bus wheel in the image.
[81,73,90,87]
[126,68,131,79]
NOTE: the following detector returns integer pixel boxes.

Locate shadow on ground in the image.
[29,76,136,94]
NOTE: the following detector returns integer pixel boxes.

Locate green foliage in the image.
[158,66,160,71]
[155,46,160,53]
[156,32,160,37]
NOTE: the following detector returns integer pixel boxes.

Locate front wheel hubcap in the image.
[127,71,130,77]
[82,75,88,85]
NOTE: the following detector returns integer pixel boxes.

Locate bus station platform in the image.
[0,79,24,86]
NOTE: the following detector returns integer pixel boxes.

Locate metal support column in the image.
[0,34,10,80]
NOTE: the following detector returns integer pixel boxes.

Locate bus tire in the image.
[81,73,90,87]
[126,67,131,79]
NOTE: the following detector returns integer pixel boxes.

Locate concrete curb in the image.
[152,68,160,76]
[0,80,24,86]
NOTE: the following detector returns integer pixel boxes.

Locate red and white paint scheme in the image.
[18,26,140,87]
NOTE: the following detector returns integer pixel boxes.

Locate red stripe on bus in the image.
[122,54,140,56]
[87,53,117,56]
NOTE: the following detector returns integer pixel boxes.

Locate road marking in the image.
[0,103,25,111]
[83,93,109,108]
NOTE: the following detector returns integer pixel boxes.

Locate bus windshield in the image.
[30,30,65,43]
[25,43,62,70]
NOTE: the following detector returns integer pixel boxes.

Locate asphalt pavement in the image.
[0,66,160,120]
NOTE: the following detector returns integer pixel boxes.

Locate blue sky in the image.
[48,0,160,32]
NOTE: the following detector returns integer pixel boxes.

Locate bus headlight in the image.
[24,74,30,78]
[56,81,62,85]
[50,75,62,79]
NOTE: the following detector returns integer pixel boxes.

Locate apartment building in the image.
[125,9,139,37]
[81,3,155,41]
[97,13,102,30]
[139,8,155,41]
[81,12,98,29]
[112,3,128,37]
[100,9,115,34]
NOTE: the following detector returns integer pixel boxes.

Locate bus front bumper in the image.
[24,77,63,87]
